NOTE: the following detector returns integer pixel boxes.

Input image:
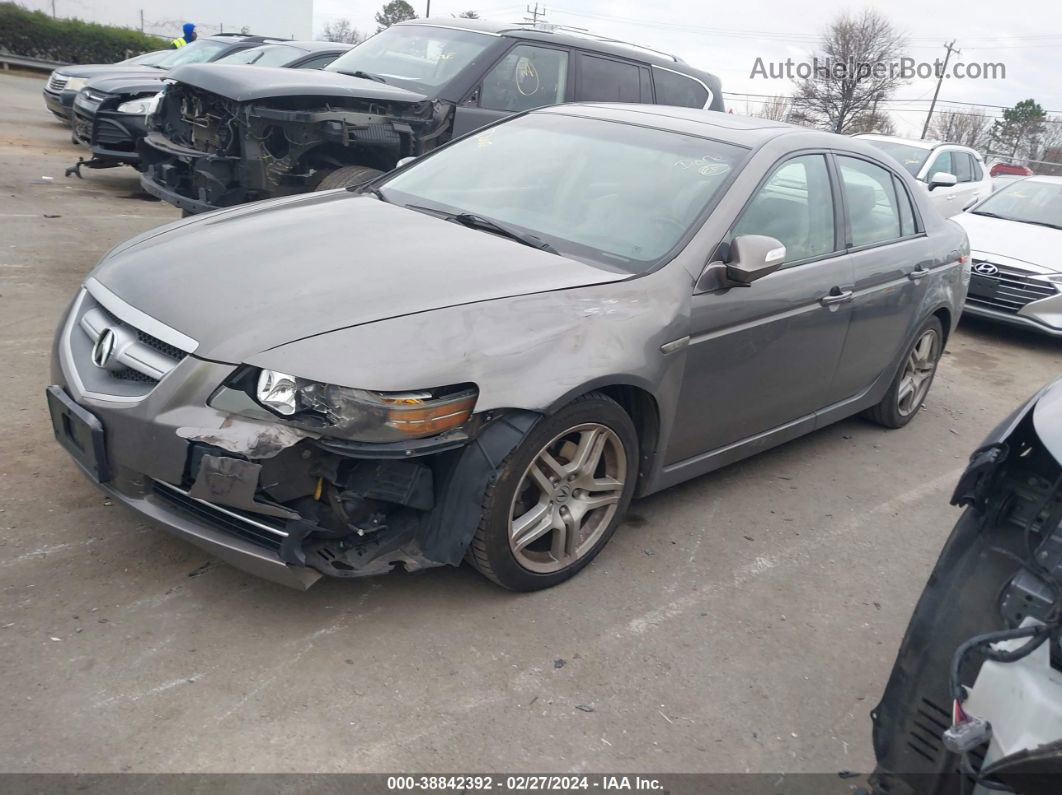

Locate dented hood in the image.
[91,191,628,362]
[166,63,428,104]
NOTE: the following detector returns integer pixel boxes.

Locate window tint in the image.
[894,176,916,236]
[838,156,902,247]
[732,154,835,264]
[652,67,709,108]
[926,150,954,180]
[480,45,568,112]
[953,152,973,182]
[639,67,653,102]
[575,54,640,103]
[215,44,303,66]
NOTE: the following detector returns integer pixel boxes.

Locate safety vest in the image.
[170,37,188,48]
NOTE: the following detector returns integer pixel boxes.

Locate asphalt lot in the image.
[0,69,1059,776]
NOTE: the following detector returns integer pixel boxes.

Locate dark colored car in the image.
[69,41,353,174]
[50,105,967,591]
[42,34,283,121]
[870,380,1062,794]
[138,19,725,214]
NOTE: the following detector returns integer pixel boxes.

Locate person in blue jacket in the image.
[171,23,197,49]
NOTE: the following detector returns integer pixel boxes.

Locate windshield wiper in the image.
[451,213,559,254]
[343,70,386,83]
[1018,219,1062,230]
[970,210,1010,220]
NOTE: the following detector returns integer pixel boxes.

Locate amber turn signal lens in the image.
[384,392,477,436]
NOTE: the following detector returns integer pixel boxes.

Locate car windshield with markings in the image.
[48,106,968,592]
[137,19,724,215]
[952,176,1062,337]
[68,41,353,175]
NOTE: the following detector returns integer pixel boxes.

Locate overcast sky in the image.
[313,0,1060,135]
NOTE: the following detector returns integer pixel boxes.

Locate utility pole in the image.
[921,40,959,140]
[51,0,56,18]
[426,1,431,17]
[524,4,546,25]
[139,9,144,33]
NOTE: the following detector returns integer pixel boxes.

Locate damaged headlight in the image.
[117,92,161,115]
[218,367,478,443]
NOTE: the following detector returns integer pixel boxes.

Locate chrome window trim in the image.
[85,276,199,353]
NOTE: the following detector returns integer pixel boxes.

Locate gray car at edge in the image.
[47,105,971,591]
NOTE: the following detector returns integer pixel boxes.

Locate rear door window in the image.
[838,156,903,247]
[574,53,641,103]
[480,44,569,112]
[652,67,710,108]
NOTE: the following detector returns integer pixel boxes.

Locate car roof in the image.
[393,19,717,80]
[856,133,984,156]
[263,40,355,53]
[1023,175,1062,184]
[538,103,838,148]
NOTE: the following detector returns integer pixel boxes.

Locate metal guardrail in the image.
[0,53,67,73]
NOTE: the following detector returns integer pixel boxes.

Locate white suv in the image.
[855,134,992,218]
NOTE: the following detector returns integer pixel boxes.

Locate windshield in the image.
[864,140,931,177]
[120,50,169,66]
[381,113,748,271]
[216,43,304,67]
[154,39,229,69]
[325,25,492,92]
[970,180,1062,229]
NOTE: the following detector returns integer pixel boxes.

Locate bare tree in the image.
[847,111,896,136]
[791,9,908,134]
[455,10,480,18]
[754,95,790,122]
[928,108,991,150]
[320,18,366,44]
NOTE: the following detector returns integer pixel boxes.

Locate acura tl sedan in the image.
[47,105,970,591]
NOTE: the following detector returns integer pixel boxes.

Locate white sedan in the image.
[952,176,1062,336]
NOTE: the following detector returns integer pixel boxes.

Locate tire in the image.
[313,165,385,192]
[863,316,944,429]
[467,392,639,591]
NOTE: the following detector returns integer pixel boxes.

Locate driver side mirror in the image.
[928,172,958,191]
[696,235,786,293]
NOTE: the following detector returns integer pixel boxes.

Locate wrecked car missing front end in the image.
[140,76,444,212]
[171,410,539,582]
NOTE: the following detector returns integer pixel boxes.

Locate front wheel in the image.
[864,316,944,429]
[467,393,639,591]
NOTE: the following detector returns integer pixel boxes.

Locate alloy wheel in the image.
[897,329,940,417]
[508,423,627,574]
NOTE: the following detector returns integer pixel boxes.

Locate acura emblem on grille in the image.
[91,328,117,368]
[973,262,999,276]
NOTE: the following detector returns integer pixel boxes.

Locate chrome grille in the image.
[46,72,68,93]
[966,261,1058,315]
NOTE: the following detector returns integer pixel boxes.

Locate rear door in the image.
[451,43,571,138]
[828,155,933,401]
[665,152,854,464]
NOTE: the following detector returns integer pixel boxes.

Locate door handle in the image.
[908,266,930,281]
[820,288,854,307]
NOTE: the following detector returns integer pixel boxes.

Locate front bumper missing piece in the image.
[128,411,539,589]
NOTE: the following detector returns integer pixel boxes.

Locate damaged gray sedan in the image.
[48,105,970,591]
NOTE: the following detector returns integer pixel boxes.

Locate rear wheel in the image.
[864,316,944,429]
[313,165,385,192]
[467,393,639,591]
